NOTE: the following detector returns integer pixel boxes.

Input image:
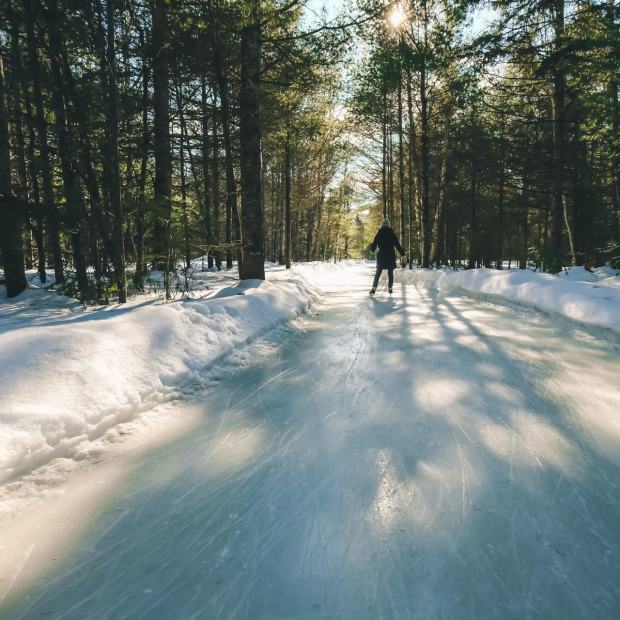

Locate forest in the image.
[0,0,618,302]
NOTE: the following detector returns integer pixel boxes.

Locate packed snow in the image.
[1,262,619,618]
[0,265,319,485]
[423,266,620,335]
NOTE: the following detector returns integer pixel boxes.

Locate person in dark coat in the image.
[369,218,405,295]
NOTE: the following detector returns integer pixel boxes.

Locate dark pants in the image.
[372,267,393,290]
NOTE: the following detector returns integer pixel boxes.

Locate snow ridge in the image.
[0,272,319,483]
[393,265,620,335]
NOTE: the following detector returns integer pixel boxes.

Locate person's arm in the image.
[393,233,405,256]
[371,233,379,253]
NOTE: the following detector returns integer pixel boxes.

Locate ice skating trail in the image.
[4,263,620,619]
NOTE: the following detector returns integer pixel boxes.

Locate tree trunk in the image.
[497,133,506,269]
[519,171,529,270]
[134,31,149,292]
[607,0,619,238]
[213,28,240,269]
[382,88,388,218]
[177,87,191,272]
[211,93,222,270]
[430,139,448,266]
[106,0,127,301]
[397,53,406,253]
[13,19,46,283]
[46,0,89,298]
[406,70,419,267]
[550,0,566,273]
[0,53,27,297]
[25,2,63,284]
[284,133,292,269]
[200,76,213,269]
[152,0,172,294]
[239,12,264,279]
[468,148,478,269]
[420,0,431,268]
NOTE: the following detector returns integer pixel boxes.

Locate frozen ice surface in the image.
[2,264,620,619]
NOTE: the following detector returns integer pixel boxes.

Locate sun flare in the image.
[388,4,406,30]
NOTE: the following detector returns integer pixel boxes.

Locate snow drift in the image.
[442,268,620,333]
[0,269,320,482]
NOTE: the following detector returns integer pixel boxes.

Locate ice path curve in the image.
[5,264,620,619]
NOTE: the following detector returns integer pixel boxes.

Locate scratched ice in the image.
[3,264,620,619]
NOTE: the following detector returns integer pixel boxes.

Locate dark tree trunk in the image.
[8,41,32,276]
[430,140,448,266]
[211,94,222,270]
[420,0,431,268]
[239,12,264,280]
[406,70,419,267]
[382,88,388,218]
[572,103,592,265]
[550,0,566,273]
[497,133,506,269]
[213,31,240,270]
[152,0,172,292]
[0,53,27,297]
[106,0,127,302]
[46,0,89,298]
[519,172,529,270]
[177,87,191,272]
[609,0,620,237]
[397,57,406,251]
[284,133,292,269]
[468,150,478,270]
[11,19,46,283]
[200,76,213,269]
[134,32,149,292]
[25,2,63,284]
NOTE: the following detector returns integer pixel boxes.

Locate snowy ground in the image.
[0,264,319,488]
[440,265,620,334]
[1,263,620,618]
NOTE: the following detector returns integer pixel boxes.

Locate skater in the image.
[369,218,405,296]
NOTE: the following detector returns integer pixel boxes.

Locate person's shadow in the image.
[370,296,397,317]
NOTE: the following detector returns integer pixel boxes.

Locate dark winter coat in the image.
[371,227,405,269]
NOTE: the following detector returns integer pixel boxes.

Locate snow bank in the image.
[440,268,620,334]
[0,270,322,482]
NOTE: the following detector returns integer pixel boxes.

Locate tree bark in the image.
[213,31,241,270]
[519,171,529,270]
[430,137,448,266]
[211,92,222,270]
[284,133,292,269]
[420,0,431,268]
[106,0,127,301]
[382,88,388,218]
[397,50,406,253]
[25,1,63,283]
[11,17,46,283]
[45,0,89,298]
[497,129,506,269]
[177,86,191,272]
[468,145,478,269]
[550,0,566,272]
[406,70,419,266]
[134,28,149,292]
[152,0,172,294]
[0,52,27,297]
[200,76,213,269]
[239,10,264,280]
